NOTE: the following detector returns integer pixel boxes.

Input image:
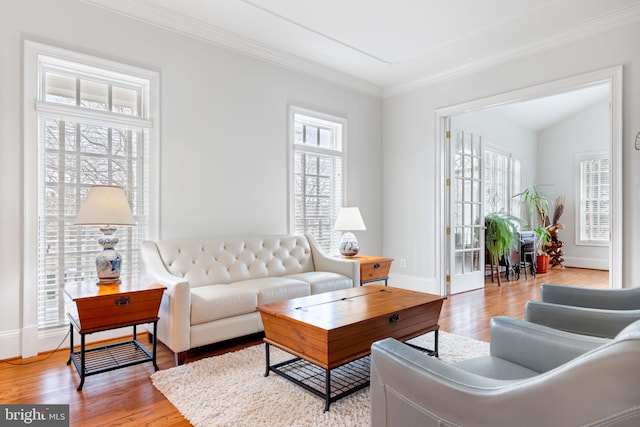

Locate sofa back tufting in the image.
[152,235,315,287]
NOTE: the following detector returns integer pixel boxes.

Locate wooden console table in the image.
[65,277,166,390]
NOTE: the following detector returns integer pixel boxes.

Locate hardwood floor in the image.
[442,266,609,341]
[0,267,608,426]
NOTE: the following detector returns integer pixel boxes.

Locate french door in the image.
[447,126,485,294]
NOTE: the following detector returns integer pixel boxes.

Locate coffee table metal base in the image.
[264,329,438,411]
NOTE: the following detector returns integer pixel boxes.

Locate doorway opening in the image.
[436,67,622,295]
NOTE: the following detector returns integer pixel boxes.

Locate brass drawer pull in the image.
[115,296,131,306]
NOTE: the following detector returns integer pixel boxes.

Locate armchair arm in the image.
[541,283,640,309]
[141,241,191,353]
[489,316,608,372]
[305,233,359,285]
[525,300,640,338]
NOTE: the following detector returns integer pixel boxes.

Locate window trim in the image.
[23,41,160,356]
[575,151,610,247]
[287,106,347,255]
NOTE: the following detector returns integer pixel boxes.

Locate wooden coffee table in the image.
[257,285,445,411]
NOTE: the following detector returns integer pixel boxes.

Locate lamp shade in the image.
[75,185,135,226]
[334,207,366,231]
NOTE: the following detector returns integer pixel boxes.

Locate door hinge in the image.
[446,275,451,282]
[446,178,451,186]
[446,227,451,235]
[445,130,451,139]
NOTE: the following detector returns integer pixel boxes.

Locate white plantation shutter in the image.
[291,109,345,255]
[33,51,153,329]
[579,154,610,244]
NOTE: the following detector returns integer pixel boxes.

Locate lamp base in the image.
[96,228,122,284]
[339,232,360,257]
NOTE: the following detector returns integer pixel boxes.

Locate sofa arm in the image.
[141,241,191,354]
[489,316,608,372]
[525,300,640,338]
[305,233,360,285]
[541,283,640,309]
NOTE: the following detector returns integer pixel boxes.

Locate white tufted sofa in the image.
[141,234,358,365]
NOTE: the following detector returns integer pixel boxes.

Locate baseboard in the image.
[387,273,440,294]
[562,257,609,270]
[0,329,21,360]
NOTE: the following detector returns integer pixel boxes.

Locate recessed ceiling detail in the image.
[82,0,640,96]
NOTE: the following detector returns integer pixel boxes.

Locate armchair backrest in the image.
[541,283,640,310]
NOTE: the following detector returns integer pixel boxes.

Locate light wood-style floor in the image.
[0,267,608,426]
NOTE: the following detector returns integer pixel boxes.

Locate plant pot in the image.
[536,254,550,274]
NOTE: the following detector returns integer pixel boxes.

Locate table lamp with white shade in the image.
[334,207,366,257]
[75,185,136,284]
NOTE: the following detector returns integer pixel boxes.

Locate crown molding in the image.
[383,3,640,98]
[80,0,382,97]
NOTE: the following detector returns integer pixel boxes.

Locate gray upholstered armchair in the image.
[370,316,640,427]
[525,283,640,338]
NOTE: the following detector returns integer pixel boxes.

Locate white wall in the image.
[384,21,640,292]
[453,108,538,198]
[0,0,382,358]
[538,101,610,269]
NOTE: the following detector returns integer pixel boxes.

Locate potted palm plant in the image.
[514,184,551,273]
[485,213,523,275]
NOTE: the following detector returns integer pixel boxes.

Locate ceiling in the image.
[488,83,610,131]
[84,0,640,97]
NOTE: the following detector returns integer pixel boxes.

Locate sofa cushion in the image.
[190,285,258,325]
[286,271,352,294]
[233,277,310,305]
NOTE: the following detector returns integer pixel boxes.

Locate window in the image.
[24,42,159,334]
[289,107,345,255]
[484,148,521,217]
[577,152,610,245]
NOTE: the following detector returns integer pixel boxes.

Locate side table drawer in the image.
[361,260,392,282]
[74,288,164,332]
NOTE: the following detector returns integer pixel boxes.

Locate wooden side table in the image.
[65,277,166,390]
[347,255,394,285]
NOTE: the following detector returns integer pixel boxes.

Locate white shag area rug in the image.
[151,332,489,427]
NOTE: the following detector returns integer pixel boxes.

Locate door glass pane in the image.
[472,136,480,156]
[472,249,480,270]
[454,154,463,177]
[455,227,463,250]
[472,180,480,202]
[454,252,463,274]
[455,202,462,226]
[473,157,480,179]
[464,203,471,226]
[464,227,473,247]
